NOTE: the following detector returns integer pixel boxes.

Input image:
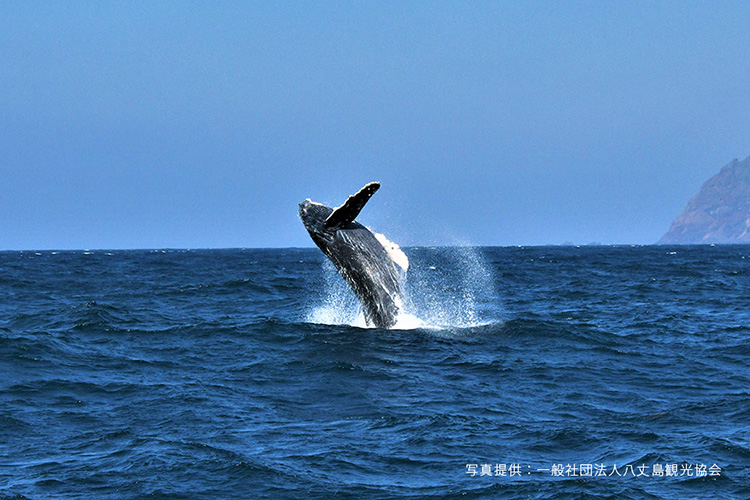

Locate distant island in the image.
[659,155,750,244]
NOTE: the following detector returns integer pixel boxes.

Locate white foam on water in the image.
[307,263,362,326]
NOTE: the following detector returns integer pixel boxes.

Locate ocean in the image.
[1,245,748,499]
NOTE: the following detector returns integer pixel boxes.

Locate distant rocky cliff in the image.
[659,156,750,244]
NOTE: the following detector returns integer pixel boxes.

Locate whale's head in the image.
[299,199,335,246]
[299,199,327,229]
[300,182,380,252]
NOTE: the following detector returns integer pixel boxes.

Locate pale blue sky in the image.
[2,2,749,249]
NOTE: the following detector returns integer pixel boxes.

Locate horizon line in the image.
[0,242,739,253]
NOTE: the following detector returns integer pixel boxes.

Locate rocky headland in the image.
[659,156,750,244]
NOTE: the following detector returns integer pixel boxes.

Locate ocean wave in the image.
[2,247,749,499]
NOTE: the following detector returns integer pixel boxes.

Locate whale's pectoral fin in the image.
[324,182,380,229]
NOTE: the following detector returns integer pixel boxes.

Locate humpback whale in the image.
[299,182,408,328]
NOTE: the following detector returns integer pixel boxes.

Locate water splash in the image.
[307,246,498,330]
[400,246,496,329]
[307,260,364,327]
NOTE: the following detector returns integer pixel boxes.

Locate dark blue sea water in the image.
[1,246,748,499]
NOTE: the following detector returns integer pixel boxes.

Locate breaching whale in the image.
[299,182,408,328]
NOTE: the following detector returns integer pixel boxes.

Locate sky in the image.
[2,1,750,250]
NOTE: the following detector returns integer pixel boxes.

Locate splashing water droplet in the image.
[307,246,498,330]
